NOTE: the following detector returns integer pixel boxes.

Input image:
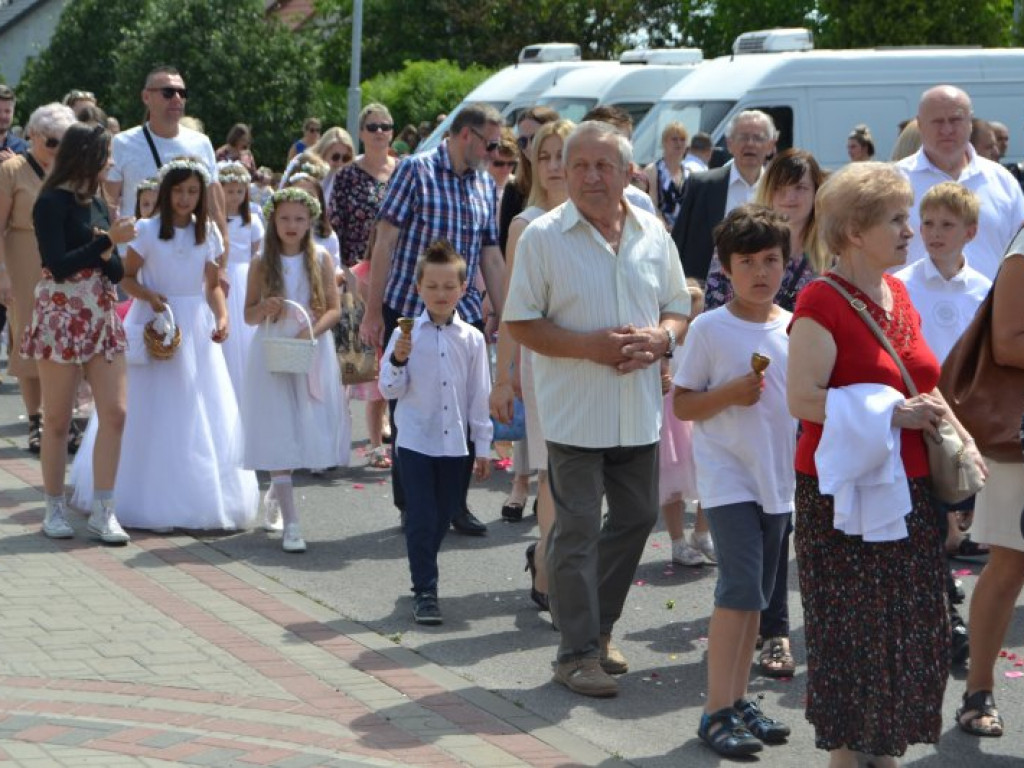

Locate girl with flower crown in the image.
[242,187,348,552]
[218,161,264,398]
[282,152,341,273]
[71,156,259,531]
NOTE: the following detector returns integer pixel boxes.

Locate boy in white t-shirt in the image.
[674,205,794,758]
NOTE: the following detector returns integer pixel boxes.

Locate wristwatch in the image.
[662,326,677,359]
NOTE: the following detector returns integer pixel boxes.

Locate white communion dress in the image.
[71,217,259,530]
[221,214,264,399]
[242,250,350,471]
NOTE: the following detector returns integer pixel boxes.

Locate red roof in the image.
[265,0,315,31]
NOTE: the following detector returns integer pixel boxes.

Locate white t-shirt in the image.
[894,256,991,364]
[109,123,217,218]
[673,306,795,514]
[226,215,265,267]
[896,145,1024,280]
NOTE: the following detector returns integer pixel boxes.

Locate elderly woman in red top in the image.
[787,161,985,768]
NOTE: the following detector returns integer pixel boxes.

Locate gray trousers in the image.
[545,441,660,662]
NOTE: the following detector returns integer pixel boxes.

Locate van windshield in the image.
[632,100,734,166]
[536,98,598,125]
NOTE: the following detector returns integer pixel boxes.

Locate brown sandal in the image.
[956,690,1004,737]
[758,636,796,678]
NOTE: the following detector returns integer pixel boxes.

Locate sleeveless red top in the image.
[791,273,940,479]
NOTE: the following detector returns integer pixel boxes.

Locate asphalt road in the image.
[2,374,1023,767]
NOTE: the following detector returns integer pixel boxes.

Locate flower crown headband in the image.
[217,161,251,185]
[136,178,159,192]
[158,157,212,186]
[263,187,322,221]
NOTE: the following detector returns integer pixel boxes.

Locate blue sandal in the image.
[735,696,790,743]
[698,706,762,757]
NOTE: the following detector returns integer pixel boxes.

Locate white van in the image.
[632,29,1024,168]
[534,49,703,127]
[416,44,614,154]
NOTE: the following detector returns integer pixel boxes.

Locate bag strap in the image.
[24,152,45,181]
[141,124,163,170]
[816,276,920,397]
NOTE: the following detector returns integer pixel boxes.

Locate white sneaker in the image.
[282,523,306,553]
[87,502,130,544]
[261,490,283,532]
[671,539,705,567]
[689,530,716,564]
[42,502,74,539]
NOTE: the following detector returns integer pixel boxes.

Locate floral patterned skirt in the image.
[794,472,950,756]
[20,269,127,365]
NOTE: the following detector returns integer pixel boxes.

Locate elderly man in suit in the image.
[671,110,777,281]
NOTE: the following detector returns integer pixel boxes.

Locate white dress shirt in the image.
[379,310,493,457]
[682,153,708,176]
[504,199,690,449]
[897,145,1024,280]
[725,162,761,217]
[894,256,991,364]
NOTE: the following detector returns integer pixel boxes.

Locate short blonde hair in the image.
[313,127,354,159]
[920,182,980,227]
[815,162,912,254]
[661,121,689,145]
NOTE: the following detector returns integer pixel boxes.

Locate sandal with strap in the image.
[367,447,392,469]
[759,636,796,678]
[27,414,41,455]
[956,690,1004,737]
[698,706,762,757]
[734,695,790,743]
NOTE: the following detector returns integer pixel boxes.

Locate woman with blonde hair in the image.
[643,121,689,229]
[491,118,574,612]
[788,161,985,766]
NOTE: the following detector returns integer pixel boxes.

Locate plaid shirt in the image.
[378,142,498,323]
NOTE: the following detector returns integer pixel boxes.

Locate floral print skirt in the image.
[794,472,950,756]
[21,269,127,365]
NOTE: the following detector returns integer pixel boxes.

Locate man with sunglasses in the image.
[360,102,506,537]
[0,85,28,163]
[105,66,225,254]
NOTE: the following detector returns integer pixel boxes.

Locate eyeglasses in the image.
[731,132,769,144]
[330,152,353,163]
[516,135,533,151]
[491,160,517,169]
[471,127,500,153]
[147,87,188,100]
[364,122,394,133]
[44,137,60,149]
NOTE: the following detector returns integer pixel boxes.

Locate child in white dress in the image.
[242,187,348,552]
[72,157,259,530]
[218,161,265,398]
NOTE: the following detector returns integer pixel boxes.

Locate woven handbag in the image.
[262,299,317,374]
[819,277,985,504]
[333,267,378,385]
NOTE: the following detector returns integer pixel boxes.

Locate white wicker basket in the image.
[262,299,316,374]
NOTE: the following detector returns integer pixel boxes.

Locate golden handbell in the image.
[397,317,414,336]
[751,352,771,376]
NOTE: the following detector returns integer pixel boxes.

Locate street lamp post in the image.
[346,0,363,141]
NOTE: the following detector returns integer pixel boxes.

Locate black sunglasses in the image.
[471,127,500,153]
[491,160,517,169]
[516,135,533,151]
[364,122,394,133]
[44,137,60,149]
[148,86,188,100]
[330,152,353,163]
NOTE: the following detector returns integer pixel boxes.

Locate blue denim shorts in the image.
[704,502,791,611]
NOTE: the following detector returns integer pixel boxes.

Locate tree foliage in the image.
[16,0,157,122]
[361,60,495,131]
[108,0,316,166]
[815,0,1015,48]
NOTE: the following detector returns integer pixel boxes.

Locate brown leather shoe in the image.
[599,634,629,675]
[553,657,618,697]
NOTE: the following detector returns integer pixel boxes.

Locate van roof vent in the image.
[619,48,704,65]
[732,28,813,55]
[518,43,582,63]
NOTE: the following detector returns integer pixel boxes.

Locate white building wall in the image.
[0,0,72,86]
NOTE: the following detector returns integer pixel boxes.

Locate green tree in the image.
[815,0,1014,48]
[16,0,156,122]
[109,0,316,166]
[675,0,819,59]
[360,59,495,132]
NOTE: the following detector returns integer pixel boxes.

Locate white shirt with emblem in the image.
[895,256,991,364]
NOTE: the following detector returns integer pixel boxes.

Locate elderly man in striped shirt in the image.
[504,120,690,698]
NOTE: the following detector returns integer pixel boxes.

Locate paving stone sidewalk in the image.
[0,451,622,768]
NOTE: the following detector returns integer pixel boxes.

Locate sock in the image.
[94,489,113,512]
[45,493,64,514]
[271,475,297,527]
[264,483,277,503]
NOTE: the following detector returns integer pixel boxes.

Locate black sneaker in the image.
[734,696,790,744]
[413,593,442,625]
